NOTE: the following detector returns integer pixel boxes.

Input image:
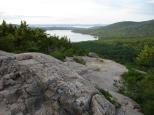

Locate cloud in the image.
[0,0,154,24]
[147,0,154,3]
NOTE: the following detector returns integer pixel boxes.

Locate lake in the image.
[46,30,97,42]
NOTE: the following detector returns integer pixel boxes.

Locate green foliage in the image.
[121,69,154,115]
[75,42,136,64]
[50,50,66,61]
[0,20,86,59]
[50,48,88,61]
[137,45,154,67]
[75,37,154,64]
[73,57,86,65]
[0,33,16,51]
[74,20,154,38]
[120,70,144,101]
[141,70,154,115]
[143,100,154,115]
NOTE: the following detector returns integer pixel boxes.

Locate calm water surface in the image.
[46,30,97,42]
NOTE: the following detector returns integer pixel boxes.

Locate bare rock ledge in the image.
[0,51,115,115]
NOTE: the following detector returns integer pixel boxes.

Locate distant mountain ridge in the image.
[73,20,154,38]
[29,24,104,30]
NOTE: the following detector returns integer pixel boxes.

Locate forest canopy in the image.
[0,20,87,60]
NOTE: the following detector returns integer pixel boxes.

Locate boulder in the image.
[88,52,98,58]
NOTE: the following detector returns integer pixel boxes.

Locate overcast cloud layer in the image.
[0,0,154,24]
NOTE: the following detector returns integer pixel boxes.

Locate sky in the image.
[0,0,154,24]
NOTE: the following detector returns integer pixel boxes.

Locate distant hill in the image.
[35,26,76,30]
[29,24,104,30]
[73,20,154,38]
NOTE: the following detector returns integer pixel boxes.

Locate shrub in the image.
[136,45,154,67]
[73,57,86,65]
[50,50,66,61]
